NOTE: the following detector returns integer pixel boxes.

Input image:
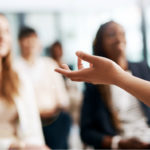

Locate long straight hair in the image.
[93,21,121,132]
[0,14,20,104]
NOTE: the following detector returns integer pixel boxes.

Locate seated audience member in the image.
[49,41,83,123]
[0,14,49,150]
[16,27,72,149]
[80,21,150,149]
[49,41,83,149]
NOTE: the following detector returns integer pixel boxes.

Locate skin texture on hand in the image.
[55,51,123,85]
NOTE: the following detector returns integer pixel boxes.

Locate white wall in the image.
[0,0,139,13]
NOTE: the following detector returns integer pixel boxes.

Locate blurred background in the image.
[2,0,150,66]
[2,0,150,149]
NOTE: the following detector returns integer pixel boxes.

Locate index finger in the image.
[76,51,96,64]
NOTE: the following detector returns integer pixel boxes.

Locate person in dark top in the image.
[44,41,72,149]
[80,21,150,149]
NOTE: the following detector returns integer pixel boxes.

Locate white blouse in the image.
[110,71,150,142]
[15,57,70,114]
[0,71,45,149]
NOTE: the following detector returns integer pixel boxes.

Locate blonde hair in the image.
[0,14,20,104]
[1,51,20,104]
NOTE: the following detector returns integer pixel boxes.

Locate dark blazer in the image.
[80,61,150,149]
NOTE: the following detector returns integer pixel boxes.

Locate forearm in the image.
[114,70,150,106]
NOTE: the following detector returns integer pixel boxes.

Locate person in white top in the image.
[16,27,70,119]
[49,41,83,123]
[16,27,71,149]
[0,14,49,150]
[49,41,83,149]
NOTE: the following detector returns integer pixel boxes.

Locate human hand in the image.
[119,137,150,149]
[55,51,124,85]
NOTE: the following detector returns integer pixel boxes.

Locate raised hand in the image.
[55,51,124,85]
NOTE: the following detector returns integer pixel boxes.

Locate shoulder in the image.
[128,61,149,69]
[128,61,150,79]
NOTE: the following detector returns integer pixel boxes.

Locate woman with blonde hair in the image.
[0,14,49,150]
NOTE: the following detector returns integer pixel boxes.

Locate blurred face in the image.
[19,34,41,59]
[53,45,63,60]
[102,22,126,62]
[0,15,11,58]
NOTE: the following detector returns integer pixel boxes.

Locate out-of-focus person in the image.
[80,21,150,149]
[0,14,49,150]
[16,27,72,149]
[49,41,64,68]
[49,41,83,149]
[49,41,82,123]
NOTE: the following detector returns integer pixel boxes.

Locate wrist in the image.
[113,68,128,87]
[108,61,125,85]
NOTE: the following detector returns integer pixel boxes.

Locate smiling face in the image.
[0,15,11,58]
[102,22,126,62]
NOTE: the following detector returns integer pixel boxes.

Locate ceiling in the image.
[0,0,142,13]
